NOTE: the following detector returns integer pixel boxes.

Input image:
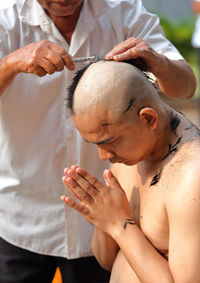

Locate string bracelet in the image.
[123,218,137,230]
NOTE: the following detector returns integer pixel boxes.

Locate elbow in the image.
[186,73,197,98]
[182,61,197,98]
[98,260,113,272]
[92,246,115,271]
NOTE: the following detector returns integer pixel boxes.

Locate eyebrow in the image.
[84,136,114,145]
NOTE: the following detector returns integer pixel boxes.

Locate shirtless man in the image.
[61,60,200,282]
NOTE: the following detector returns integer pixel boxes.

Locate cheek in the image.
[118,138,140,157]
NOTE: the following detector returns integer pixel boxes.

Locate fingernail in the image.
[67,177,74,184]
[69,170,76,177]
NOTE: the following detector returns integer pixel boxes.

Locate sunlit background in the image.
[143,0,200,97]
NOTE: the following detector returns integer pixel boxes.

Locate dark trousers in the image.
[0,237,110,283]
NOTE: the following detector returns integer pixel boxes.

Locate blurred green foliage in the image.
[159,15,200,96]
[159,15,196,61]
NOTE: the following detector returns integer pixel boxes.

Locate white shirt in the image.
[192,0,200,48]
[0,0,183,259]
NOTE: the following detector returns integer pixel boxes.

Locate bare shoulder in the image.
[166,139,200,209]
[110,163,138,186]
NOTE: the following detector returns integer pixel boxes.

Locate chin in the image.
[48,2,82,16]
[122,160,135,166]
[49,8,76,16]
[110,159,135,166]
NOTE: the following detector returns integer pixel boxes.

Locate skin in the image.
[62,61,200,282]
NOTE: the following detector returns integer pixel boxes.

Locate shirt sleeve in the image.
[111,0,184,60]
[0,5,17,58]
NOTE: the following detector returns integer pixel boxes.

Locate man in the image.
[62,60,200,282]
[0,0,197,282]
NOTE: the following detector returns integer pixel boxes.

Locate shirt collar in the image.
[19,0,67,43]
[18,0,111,51]
[19,0,52,30]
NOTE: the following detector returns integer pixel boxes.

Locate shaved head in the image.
[67,60,172,165]
[68,60,162,125]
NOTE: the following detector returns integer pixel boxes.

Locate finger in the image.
[61,196,90,215]
[103,170,110,187]
[34,66,47,77]
[104,169,124,192]
[71,165,79,171]
[62,175,94,203]
[112,48,137,61]
[105,38,138,59]
[64,167,70,175]
[39,58,57,74]
[64,167,78,176]
[49,42,75,70]
[76,167,106,192]
[62,176,83,201]
[62,53,75,70]
[67,169,100,199]
[49,41,67,57]
[45,52,65,72]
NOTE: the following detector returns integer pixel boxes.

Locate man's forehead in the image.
[73,110,124,145]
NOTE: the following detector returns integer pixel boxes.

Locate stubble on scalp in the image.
[72,60,161,126]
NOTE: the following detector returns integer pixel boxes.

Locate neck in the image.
[138,111,183,187]
[47,4,82,44]
[147,111,182,166]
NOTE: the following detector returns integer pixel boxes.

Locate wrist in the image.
[110,217,137,240]
[153,54,169,78]
[2,53,20,78]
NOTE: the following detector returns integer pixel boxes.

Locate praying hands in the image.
[61,166,132,237]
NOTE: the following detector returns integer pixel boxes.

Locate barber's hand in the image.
[105,37,167,76]
[61,166,131,237]
[6,40,75,77]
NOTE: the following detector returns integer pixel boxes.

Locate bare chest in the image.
[115,164,171,254]
[138,185,169,254]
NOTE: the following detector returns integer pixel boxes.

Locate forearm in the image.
[0,54,18,96]
[112,223,174,283]
[92,228,119,271]
[155,58,196,98]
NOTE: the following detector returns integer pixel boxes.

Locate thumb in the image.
[103,169,123,192]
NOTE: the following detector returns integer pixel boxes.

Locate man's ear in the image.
[138,107,158,130]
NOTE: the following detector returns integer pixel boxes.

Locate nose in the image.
[97,146,114,160]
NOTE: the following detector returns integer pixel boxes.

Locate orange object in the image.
[52,267,62,283]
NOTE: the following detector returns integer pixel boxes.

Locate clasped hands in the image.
[61,165,132,237]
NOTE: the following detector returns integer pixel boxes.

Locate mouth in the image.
[50,2,69,7]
